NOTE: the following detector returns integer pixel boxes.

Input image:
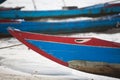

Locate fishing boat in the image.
[8,28,120,78]
[0,0,6,4]
[0,14,120,36]
[0,6,24,11]
[0,1,120,19]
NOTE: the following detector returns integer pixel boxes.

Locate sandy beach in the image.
[0,32,120,80]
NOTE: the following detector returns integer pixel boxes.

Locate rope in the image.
[0,44,22,49]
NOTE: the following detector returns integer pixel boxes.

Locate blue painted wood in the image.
[0,2,120,19]
[26,39,120,64]
[0,15,120,35]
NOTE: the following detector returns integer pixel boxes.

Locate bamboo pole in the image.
[0,44,22,49]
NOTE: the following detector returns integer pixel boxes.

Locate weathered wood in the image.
[68,60,120,78]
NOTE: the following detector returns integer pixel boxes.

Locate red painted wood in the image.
[10,30,120,48]
[0,19,19,23]
[8,28,68,66]
[105,3,120,8]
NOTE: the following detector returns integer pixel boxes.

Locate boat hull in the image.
[0,3,120,19]
[69,60,120,78]
[8,28,120,78]
[26,40,120,63]
[0,15,120,35]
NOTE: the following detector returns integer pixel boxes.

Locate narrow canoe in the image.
[0,14,120,36]
[0,2,120,19]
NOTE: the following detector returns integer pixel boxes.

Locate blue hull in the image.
[0,2,120,19]
[26,39,120,78]
[8,28,120,78]
[27,40,120,64]
[0,15,120,35]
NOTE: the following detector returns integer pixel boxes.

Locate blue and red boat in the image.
[0,14,120,36]
[0,1,120,19]
[8,28,120,78]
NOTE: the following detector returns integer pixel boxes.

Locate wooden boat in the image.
[0,2,120,19]
[0,0,6,4]
[8,28,120,78]
[0,14,120,36]
[0,6,24,11]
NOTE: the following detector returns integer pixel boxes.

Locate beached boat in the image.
[8,28,120,78]
[0,0,6,4]
[0,1,120,19]
[0,14,120,36]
